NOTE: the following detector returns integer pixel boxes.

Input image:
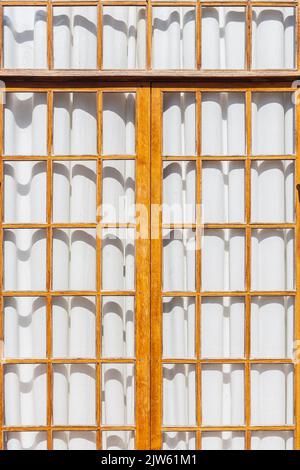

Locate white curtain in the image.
[3,6,47,68]
[102,296,134,358]
[163,432,196,450]
[103,93,135,155]
[5,432,47,451]
[163,297,195,358]
[53,6,97,69]
[202,93,245,155]
[102,431,135,450]
[202,432,244,450]
[251,432,293,450]
[252,92,294,155]
[4,93,47,156]
[152,7,196,69]
[252,7,295,69]
[103,7,146,69]
[163,161,195,224]
[53,432,96,451]
[202,7,246,69]
[201,297,244,358]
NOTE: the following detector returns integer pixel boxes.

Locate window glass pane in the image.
[201,93,245,156]
[102,93,136,155]
[252,7,295,69]
[4,297,46,359]
[4,161,47,223]
[53,92,97,155]
[53,6,97,69]
[4,432,47,450]
[53,431,96,450]
[163,297,195,359]
[163,93,196,156]
[251,431,293,450]
[4,229,47,291]
[152,7,196,69]
[53,161,97,223]
[102,431,135,450]
[4,93,47,156]
[103,6,146,69]
[202,432,245,450]
[163,432,196,450]
[52,296,96,358]
[3,7,47,69]
[202,7,246,69]
[252,93,294,155]
[53,364,96,425]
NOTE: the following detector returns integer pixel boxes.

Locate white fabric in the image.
[163,161,195,224]
[201,365,244,425]
[163,364,196,425]
[103,93,135,155]
[202,432,244,450]
[53,364,96,425]
[251,365,294,425]
[202,93,245,155]
[3,6,47,68]
[53,432,96,450]
[53,6,97,69]
[152,7,196,69]
[163,432,196,450]
[102,431,135,450]
[4,93,47,156]
[252,7,295,69]
[202,7,246,69]
[163,297,195,358]
[252,93,294,155]
[201,297,244,358]
[103,7,146,69]
[251,432,293,450]
[5,432,47,451]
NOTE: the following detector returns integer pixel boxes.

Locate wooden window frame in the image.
[0,83,151,450]
[0,0,298,77]
[151,81,300,450]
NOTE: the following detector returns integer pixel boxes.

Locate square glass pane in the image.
[251,160,294,223]
[102,296,135,358]
[252,8,295,69]
[103,7,146,69]
[4,93,47,156]
[163,297,195,358]
[163,93,196,156]
[102,228,135,291]
[251,229,294,291]
[52,296,96,358]
[163,229,196,292]
[102,93,135,155]
[251,93,294,155]
[202,432,245,450]
[201,297,244,358]
[202,7,246,69]
[102,160,135,223]
[101,363,135,425]
[53,431,96,450]
[53,364,96,425]
[163,432,196,450]
[251,431,294,450]
[163,364,196,426]
[163,161,196,224]
[4,161,47,223]
[202,161,244,223]
[4,297,46,359]
[201,364,245,425]
[4,229,47,291]
[4,432,47,450]
[53,6,97,69]
[53,92,97,155]
[201,93,245,155]
[52,229,96,291]
[251,364,294,425]
[53,161,97,223]
[201,229,245,291]
[102,431,135,450]
[251,297,294,359]
[3,7,47,69]
[4,364,47,425]
[152,7,196,69]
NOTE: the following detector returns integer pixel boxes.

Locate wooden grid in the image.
[151,83,300,450]
[0,84,151,450]
[0,0,297,76]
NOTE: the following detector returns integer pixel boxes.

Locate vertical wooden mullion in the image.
[135,85,151,449]
[46,90,53,449]
[245,89,252,450]
[150,86,162,449]
[294,86,300,449]
[96,90,102,449]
